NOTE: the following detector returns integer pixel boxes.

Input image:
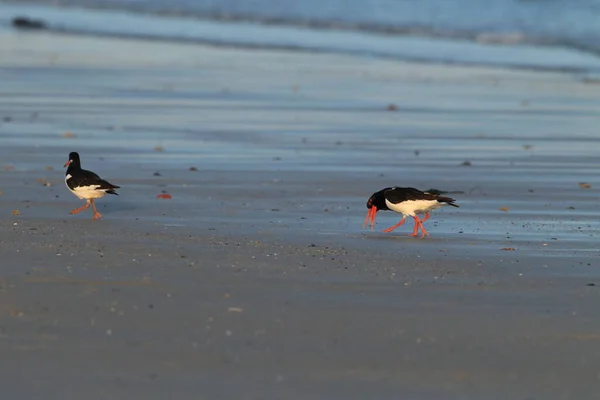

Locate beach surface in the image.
[1,29,600,399]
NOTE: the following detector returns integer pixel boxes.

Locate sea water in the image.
[1,0,600,75]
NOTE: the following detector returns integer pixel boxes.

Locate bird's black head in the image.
[363,187,392,230]
[64,152,81,169]
[366,187,392,210]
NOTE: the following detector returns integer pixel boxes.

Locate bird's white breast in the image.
[385,199,442,216]
[65,174,106,200]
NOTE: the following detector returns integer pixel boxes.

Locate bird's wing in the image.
[71,169,119,190]
[384,187,438,204]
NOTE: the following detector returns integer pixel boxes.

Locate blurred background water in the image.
[2,0,600,75]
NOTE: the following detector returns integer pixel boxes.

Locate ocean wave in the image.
[2,0,600,75]
[6,0,600,57]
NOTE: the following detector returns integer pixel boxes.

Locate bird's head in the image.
[363,188,391,230]
[64,152,80,168]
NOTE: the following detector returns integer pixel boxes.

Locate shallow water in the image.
[6,0,600,57]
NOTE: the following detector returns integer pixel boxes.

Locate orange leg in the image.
[70,200,90,215]
[407,215,432,238]
[90,199,102,220]
[415,216,431,238]
[383,216,406,233]
[408,216,420,236]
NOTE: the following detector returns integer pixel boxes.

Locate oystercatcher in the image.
[64,152,120,220]
[363,187,459,238]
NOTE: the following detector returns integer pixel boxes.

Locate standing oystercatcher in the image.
[64,152,120,220]
[363,187,459,238]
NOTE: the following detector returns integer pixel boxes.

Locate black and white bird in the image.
[64,152,120,220]
[364,187,459,237]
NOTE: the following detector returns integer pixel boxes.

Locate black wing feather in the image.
[68,169,120,194]
[384,187,458,207]
[384,187,436,203]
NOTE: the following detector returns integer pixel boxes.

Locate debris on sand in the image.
[499,207,509,212]
[156,193,172,199]
[37,178,52,187]
[579,182,591,189]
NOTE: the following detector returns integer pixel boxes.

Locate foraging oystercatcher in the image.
[64,152,120,220]
[364,187,459,238]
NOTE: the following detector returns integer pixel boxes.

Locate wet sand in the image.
[1,29,600,399]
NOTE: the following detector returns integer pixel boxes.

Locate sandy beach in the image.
[1,28,600,399]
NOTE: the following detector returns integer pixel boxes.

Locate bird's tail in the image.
[438,196,459,207]
[99,179,119,195]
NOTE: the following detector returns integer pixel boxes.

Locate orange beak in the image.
[64,160,71,168]
[363,206,377,230]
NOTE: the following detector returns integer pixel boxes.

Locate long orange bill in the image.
[63,160,71,168]
[362,210,370,228]
[363,206,377,230]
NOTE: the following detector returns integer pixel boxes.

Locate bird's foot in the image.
[408,232,430,238]
[69,207,87,215]
[92,212,102,220]
[70,201,90,215]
